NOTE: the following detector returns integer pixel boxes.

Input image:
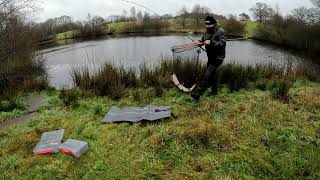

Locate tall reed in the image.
[70,57,318,98]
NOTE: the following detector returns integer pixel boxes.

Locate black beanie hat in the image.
[205,15,217,24]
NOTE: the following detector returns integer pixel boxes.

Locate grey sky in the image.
[37,0,315,22]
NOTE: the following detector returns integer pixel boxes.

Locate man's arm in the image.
[211,29,226,46]
[195,35,205,46]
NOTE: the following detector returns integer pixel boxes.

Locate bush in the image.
[139,63,162,87]
[71,63,138,99]
[220,15,246,36]
[256,79,269,91]
[0,54,48,97]
[0,5,48,98]
[59,88,81,107]
[269,79,292,101]
[295,64,320,82]
[0,99,25,112]
[252,16,320,62]
[218,64,250,92]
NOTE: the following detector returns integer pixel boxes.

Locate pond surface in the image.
[41,34,305,89]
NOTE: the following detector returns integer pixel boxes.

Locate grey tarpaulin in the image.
[102,106,171,123]
[33,129,64,155]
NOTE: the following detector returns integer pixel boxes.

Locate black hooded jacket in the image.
[200,25,226,61]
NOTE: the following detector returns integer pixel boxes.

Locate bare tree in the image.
[292,6,320,25]
[143,11,150,22]
[239,13,250,21]
[0,0,47,95]
[121,10,127,21]
[0,0,39,18]
[136,10,143,22]
[92,16,105,26]
[0,0,39,60]
[292,7,310,23]
[177,6,188,29]
[269,6,285,40]
[311,0,320,8]
[249,2,273,23]
[191,4,211,30]
[307,8,320,24]
[130,6,136,21]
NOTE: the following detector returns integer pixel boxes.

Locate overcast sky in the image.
[37,0,315,22]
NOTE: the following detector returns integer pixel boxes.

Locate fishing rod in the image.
[120,0,206,52]
[121,0,206,93]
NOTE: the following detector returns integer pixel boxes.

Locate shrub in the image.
[0,5,48,98]
[0,99,25,112]
[0,55,48,97]
[161,58,206,88]
[94,105,103,116]
[139,63,162,87]
[59,88,81,107]
[252,17,320,62]
[71,66,93,90]
[218,64,250,92]
[220,15,246,36]
[295,64,320,82]
[256,79,269,91]
[269,79,292,101]
[71,63,137,99]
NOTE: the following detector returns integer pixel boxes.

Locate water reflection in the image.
[40,34,307,89]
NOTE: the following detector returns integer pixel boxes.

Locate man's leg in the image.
[191,63,217,100]
[209,59,224,95]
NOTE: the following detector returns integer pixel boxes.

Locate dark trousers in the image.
[193,58,223,97]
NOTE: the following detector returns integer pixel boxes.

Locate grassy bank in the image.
[0,57,320,178]
[0,78,320,178]
[47,19,247,43]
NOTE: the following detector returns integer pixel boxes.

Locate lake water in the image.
[41,34,305,89]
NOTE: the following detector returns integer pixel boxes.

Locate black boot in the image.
[191,93,200,101]
[210,86,218,96]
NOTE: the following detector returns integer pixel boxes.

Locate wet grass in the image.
[1,56,320,178]
[0,79,319,178]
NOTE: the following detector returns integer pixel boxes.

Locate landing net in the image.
[170,42,205,92]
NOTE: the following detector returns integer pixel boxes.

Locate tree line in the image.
[34,4,247,40]
[249,1,320,58]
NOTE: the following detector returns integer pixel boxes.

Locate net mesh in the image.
[170,42,205,90]
[171,42,203,60]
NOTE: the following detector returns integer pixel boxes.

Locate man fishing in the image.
[191,15,226,100]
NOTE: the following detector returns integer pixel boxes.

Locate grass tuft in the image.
[269,79,292,101]
[70,57,318,101]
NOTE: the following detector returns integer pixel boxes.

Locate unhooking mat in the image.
[33,129,64,155]
[102,106,171,123]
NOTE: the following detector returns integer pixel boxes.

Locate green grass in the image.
[0,79,320,178]
[55,30,78,40]
[0,93,37,123]
[108,22,132,33]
